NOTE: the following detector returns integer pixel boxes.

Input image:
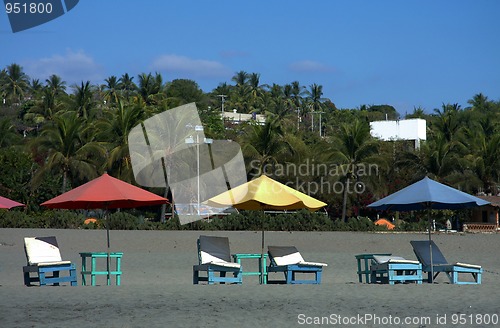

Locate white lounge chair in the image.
[23,236,77,286]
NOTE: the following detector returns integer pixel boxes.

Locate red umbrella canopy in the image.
[0,195,25,209]
[41,173,168,209]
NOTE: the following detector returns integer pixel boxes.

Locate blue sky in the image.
[2,0,499,115]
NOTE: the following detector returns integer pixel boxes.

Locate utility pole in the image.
[310,111,325,137]
[218,95,227,114]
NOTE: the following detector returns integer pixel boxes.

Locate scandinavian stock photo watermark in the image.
[249,159,379,196]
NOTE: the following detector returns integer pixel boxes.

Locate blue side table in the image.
[232,253,268,284]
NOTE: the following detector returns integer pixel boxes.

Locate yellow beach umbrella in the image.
[207,175,327,211]
[207,175,327,283]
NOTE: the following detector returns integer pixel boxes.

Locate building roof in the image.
[477,195,500,208]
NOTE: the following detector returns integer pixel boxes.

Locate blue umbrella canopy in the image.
[368,176,490,211]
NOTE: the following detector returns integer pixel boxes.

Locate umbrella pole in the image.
[261,222,265,285]
[428,209,434,284]
[106,211,111,286]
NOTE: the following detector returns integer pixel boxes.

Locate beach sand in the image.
[1,228,499,327]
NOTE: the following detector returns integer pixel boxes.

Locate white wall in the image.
[370,118,426,141]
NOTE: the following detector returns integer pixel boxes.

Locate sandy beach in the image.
[1,228,499,327]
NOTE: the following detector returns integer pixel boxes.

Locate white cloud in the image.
[22,49,103,85]
[289,60,336,73]
[151,54,231,79]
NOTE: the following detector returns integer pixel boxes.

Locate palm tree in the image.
[305,83,325,111]
[247,73,265,113]
[305,83,326,133]
[231,71,248,86]
[462,119,500,194]
[432,103,463,143]
[29,79,43,98]
[136,72,164,106]
[0,117,19,147]
[97,100,145,182]
[32,111,105,192]
[0,63,30,105]
[46,74,67,96]
[406,106,427,119]
[119,73,137,101]
[331,119,382,221]
[38,74,67,120]
[396,133,466,188]
[467,93,490,112]
[102,75,121,105]
[240,120,294,177]
[72,81,95,120]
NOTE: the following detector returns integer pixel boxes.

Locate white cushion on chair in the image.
[373,255,419,265]
[269,246,327,267]
[199,235,241,268]
[454,262,482,269]
[24,236,63,265]
[36,261,72,267]
[298,261,328,267]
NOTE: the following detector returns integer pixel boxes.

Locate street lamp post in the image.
[186,125,213,215]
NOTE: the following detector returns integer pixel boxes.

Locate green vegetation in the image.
[1,64,499,230]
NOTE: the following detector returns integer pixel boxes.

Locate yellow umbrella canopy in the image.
[207,175,326,211]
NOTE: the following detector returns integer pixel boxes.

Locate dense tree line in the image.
[1,63,500,224]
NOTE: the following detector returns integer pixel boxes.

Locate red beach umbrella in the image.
[41,173,168,284]
[0,195,25,209]
[41,172,168,210]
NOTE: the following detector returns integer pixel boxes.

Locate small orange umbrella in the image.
[374,218,395,230]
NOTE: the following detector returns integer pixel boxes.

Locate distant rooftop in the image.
[222,110,266,124]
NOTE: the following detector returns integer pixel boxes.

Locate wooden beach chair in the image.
[370,255,422,284]
[267,246,327,284]
[22,236,77,286]
[193,235,242,285]
[410,240,482,284]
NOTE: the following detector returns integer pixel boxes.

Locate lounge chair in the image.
[193,235,242,285]
[370,255,422,284]
[410,240,482,284]
[22,236,77,286]
[267,246,327,284]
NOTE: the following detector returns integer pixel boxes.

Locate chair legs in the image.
[193,265,242,285]
[428,268,482,284]
[268,265,323,284]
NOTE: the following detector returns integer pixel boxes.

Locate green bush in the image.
[0,209,84,228]
[0,207,444,232]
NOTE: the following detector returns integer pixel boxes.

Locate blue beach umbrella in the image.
[368,176,489,282]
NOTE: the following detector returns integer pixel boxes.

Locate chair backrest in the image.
[198,235,231,264]
[268,246,305,266]
[24,236,63,265]
[410,240,448,266]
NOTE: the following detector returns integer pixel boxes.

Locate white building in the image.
[222,110,266,125]
[370,118,426,149]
